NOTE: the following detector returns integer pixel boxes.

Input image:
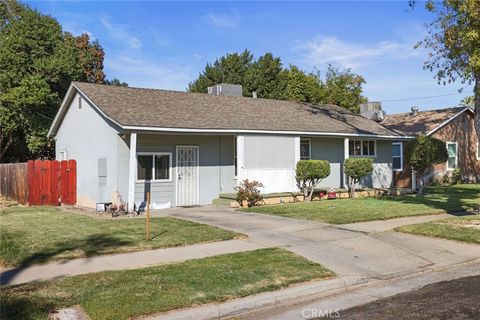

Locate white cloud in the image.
[100,17,142,49]
[201,11,240,28]
[105,55,194,91]
[295,36,418,69]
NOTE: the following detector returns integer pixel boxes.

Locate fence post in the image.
[146,192,150,241]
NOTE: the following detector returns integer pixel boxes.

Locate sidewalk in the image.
[338,213,460,233]
[0,239,266,286]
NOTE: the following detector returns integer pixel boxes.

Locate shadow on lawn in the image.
[0,287,59,320]
[0,234,131,286]
[382,185,480,213]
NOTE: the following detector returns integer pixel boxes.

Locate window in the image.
[392,142,403,171]
[477,142,480,160]
[300,138,311,160]
[446,142,458,170]
[137,153,171,181]
[349,140,375,157]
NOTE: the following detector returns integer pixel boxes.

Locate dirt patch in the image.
[326,275,480,320]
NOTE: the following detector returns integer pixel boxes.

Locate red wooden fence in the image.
[27,160,76,206]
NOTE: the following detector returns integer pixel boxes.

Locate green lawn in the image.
[0,207,242,267]
[241,185,480,224]
[395,215,480,244]
[0,248,334,320]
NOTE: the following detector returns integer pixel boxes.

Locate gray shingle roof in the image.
[383,107,469,135]
[72,82,403,137]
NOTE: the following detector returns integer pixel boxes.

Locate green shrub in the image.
[295,160,331,201]
[405,136,448,193]
[235,179,264,207]
[452,168,462,185]
[344,158,373,198]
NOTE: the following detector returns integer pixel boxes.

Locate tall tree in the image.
[105,78,129,87]
[413,0,480,140]
[245,53,288,99]
[322,65,367,113]
[188,50,368,113]
[0,0,106,162]
[188,49,253,95]
[284,65,324,103]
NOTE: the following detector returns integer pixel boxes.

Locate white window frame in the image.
[136,152,172,182]
[349,139,376,157]
[446,141,458,171]
[300,138,311,160]
[392,142,403,171]
[477,142,480,160]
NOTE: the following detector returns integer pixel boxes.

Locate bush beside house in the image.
[295,160,331,201]
[344,158,373,198]
[405,136,449,194]
[235,179,264,207]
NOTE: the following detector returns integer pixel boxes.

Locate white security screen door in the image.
[176,146,199,206]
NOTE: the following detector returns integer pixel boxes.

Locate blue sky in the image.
[27,0,473,114]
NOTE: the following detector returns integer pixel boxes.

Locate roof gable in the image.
[383,107,472,136]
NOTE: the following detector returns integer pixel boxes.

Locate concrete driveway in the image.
[159,206,480,280]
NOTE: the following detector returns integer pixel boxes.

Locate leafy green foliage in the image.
[344,158,373,198]
[234,179,264,206]
[0,0,108,161]
[414,0,480,141]
[188,49,254,96]
[405,136,449,174]
[295,160,331,201]
[188,51,367,112]
[452,168,462,184]
[105,78,129,87]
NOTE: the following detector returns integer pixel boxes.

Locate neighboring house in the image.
[383,106,480,187]
[48,82,409,210]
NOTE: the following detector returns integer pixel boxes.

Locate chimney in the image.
[411,106,419,116]
[360,102,385,122]
[207,83,243,97]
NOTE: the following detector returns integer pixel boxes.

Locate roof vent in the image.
[360,102,385,122]
[207,84,243,97]
[411,106,419,116]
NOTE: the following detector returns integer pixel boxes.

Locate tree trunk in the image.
[0,133,14,162]
[349,178,356,198]
[308,184,315,201]
[417,174,424,195]
[474,76,480,143]
[303,186,309,202]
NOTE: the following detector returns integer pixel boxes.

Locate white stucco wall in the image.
[54,93,127,207]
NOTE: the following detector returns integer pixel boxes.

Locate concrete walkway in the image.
[339,213,460,233]
[0,239,266,286]
[159,206,480,279]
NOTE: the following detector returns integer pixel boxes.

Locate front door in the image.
[176,146,199,206]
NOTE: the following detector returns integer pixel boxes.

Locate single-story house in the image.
[48,82,411,210]
[382,106,480,187]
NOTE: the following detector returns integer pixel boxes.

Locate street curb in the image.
[141,258,480,320]
[140,275,372,320]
